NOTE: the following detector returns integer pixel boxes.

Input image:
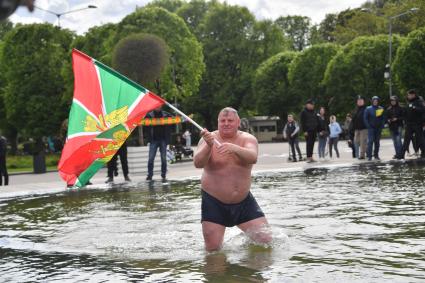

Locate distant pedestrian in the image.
[283,114,303,162]
[364,96,385,160]
[317,107,328,159]
[300,99,319,163]
[352,96,368,159]
[400,89,425,159]
[145,106,172,182]
[106,141,130,183]
[386,96,404,159]
[0,136,9,186]
[328,115,342,158]
[182,129,192,148]
[344,113,356,158]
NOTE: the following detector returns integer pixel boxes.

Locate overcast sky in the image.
[10,0,367,34]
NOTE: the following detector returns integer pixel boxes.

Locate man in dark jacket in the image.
[300,99,319,162]
[364,96,385,160]
[145,106,172,182]
[400,89,425,159]
[283,114,303,162]
[386,96,404,159]
[351,96,368,159]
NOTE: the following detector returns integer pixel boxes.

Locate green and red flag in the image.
[58,49,164,187]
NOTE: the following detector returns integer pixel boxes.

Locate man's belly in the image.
[201,169,251,204]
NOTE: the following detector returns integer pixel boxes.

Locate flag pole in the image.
[165,101,221,146]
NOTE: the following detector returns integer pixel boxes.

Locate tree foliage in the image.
[324,35,403,115]
[112,34,169,86]
[289,43,340,109]
[0,24,74,139]
[253,52,298,121]
[393,27,425,94]
[275,15,311,51]
[116,7,204,100]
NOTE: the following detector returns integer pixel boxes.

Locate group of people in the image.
[282,89,425,162]
[348,89,425,160]
[283,100,343,162]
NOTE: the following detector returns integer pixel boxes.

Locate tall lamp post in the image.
[34,4,97,27]
[387,8,419,98]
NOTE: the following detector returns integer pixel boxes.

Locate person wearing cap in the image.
[300,99,319,162]
[386,96,404,159]
[364,96,386,160]
[351,96,368,159]
[400,89,425,159]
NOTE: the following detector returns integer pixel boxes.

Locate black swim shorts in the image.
[201,190,265,227]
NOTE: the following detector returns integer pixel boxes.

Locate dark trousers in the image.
[305,131,316,158]
[402,125,425,158]
[289,137,302,160]
[0,155,8,186]
[107,145,129,178]
[328,137,340,158]
[148,140,167,178]
[367,128,382,159]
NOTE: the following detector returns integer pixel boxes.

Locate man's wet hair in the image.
[219,107,239,117]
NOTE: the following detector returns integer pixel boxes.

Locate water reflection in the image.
[0,162,424,282]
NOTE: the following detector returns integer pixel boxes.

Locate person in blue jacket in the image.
[364,96,386,160]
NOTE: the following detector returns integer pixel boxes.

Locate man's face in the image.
[306,103,314,110]
[357,99,364,107]
[218,112,240,137]
[372,99,379,106]
[407,93,415,101]
[391,100,396,106]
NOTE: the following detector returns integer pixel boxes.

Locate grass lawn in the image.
[6,154,60,173]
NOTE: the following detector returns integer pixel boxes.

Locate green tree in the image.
[253,51,298,121]
[288,43,340,110]
[116,7,205,100]
[0,20,13,40]
[176,0,220,37]
[333,10,386,45]
[112,34,169,86]
[323,35,403,115]
[318,13,338,42]
[185,3,288,128]
[0,24,74,144]
[393,27,425,94]
[145,0,185,13]
[275,15,311,51]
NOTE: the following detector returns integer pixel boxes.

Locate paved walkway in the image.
[0,139,419,199]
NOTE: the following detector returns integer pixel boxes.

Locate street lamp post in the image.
[34,4,97,27]
[387,8,419,98]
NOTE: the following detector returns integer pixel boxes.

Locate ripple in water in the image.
[0,163,424,282]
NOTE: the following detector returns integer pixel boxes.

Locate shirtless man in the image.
[194,107,272,252]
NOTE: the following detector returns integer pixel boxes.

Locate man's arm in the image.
[216,134,258,164]
[363,108,371,129]
[193,129,214,168]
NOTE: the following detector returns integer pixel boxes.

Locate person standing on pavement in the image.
[182,129,192,148]
[283,114,303,162]
[300,99,319,163]
[364,96,386,161]
[399,89,425,159]
[145,106,172,182]
[0,135,8,186]
[317,107,328,160]
[328,115,342,158]
[351,96,368,159]
[106,141,130,183]
[386,96,404,159]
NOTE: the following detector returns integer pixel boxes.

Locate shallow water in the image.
[0,162,424,282]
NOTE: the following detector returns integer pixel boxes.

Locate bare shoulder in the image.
[238,131,258,144]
